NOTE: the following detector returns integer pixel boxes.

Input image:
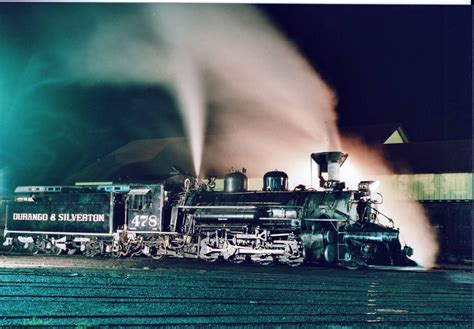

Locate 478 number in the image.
[130,215,158,228]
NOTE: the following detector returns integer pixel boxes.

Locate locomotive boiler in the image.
[2,152,416,268]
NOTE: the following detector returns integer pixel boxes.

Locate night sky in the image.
[0,4,471,191]
[261,5,471,141]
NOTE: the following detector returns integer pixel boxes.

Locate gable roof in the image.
[384,128,409,144]
[341,123,409,145]
[381,139,472,174]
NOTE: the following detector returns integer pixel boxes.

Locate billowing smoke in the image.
[340,138,439,268]
[53,4,339,178]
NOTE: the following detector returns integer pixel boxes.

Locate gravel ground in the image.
[0,255,471,327]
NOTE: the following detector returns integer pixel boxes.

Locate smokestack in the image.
[311,152,348,188]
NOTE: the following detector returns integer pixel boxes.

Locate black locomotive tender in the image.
[3,152,415,268]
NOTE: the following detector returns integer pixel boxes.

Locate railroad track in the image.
[0,256,471,327]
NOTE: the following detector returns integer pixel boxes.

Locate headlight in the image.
[358,180,380,193]
[368,180,380,193]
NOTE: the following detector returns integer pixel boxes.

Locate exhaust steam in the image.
[57,4,340,177]
[340,138,439,268]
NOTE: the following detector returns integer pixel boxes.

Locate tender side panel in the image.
[6,193,112,234]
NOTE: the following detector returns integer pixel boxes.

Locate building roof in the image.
[342,123,409,145]
[68,135,472,183]
[381,139,472,174]
[341,124,471,174]
[67,137,194,183]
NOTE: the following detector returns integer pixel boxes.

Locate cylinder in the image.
[224,171,248,193]
[263,170,288,191]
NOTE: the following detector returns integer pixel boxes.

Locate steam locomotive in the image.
[2,152,416,268]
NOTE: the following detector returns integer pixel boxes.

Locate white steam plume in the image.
[57,4,339,177]
[170,55,205,176]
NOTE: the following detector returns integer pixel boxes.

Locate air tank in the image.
[224,170,248,193]
[263,170,288,191]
